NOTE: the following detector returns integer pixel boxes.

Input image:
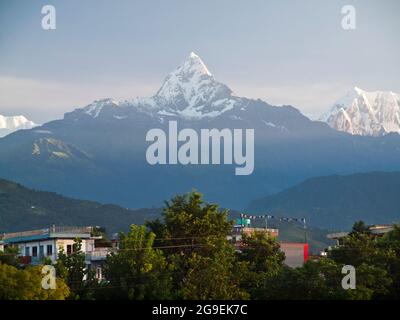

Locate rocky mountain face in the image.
[321,87,400,136]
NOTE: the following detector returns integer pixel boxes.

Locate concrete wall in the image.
[280,242,308,268]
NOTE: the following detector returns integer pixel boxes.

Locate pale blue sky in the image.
[0,0,399,123]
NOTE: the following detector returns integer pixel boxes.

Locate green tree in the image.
[326,221,393,299]
[345,263,392,299]
[56,238,97,299]
[238,231,285,298]
[181,245,247,300]
[0,263,70,300]
[0,245,19,267]
[256,258,348,300]
[377,224,400,298]
[350,220,371,235]
[102,225,172,300]
[328,221,381,267]
[148,191,248,299]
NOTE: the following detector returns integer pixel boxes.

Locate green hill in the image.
[248,171,400,230]
[0,177,333,252]
[0,178,160,234]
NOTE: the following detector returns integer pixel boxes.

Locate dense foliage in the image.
[0,263,69,300]
[1,192,400,300]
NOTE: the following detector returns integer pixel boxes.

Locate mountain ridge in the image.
[0,177,160,234]
[2,53,400,210]
[75,52,243,120]
[321,87,400,136]
[247,171,400,230]
[0,176,333,253]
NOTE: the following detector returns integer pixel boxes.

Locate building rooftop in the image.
[327,224,395,240]
[2,226,94,244]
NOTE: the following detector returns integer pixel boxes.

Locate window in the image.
[47,244,53,256]
[25,247,30,256]
[67,244,72,255]
[32,246,38,257]
[39,245,44,258]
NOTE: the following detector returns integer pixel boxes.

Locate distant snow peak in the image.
[74,52,240,120]
[153,51,233,114]
[84,98,119,118]
[321,87,400,136]
[139,52,239,119]
[0,114,38,137]
[187,51,212,76]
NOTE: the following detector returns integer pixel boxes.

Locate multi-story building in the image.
[0,225,111,280]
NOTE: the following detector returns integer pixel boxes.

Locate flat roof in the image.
[3,233,92,244]
[2,226,93,244]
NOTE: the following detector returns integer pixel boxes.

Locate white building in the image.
[1,226,111,280]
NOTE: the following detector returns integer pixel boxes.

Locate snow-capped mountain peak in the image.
[319,87,360,122]
[0,114,38,137]
[182,51,212,77]
[153,51,234,114]
[321,87,400,136]
[77,52,238,120]
[83,98,120,118]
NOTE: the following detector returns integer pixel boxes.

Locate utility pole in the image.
[304,218,307,243]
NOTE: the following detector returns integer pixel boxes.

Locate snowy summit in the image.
[152,51,235,117]
[0,114,38,138]
[320,87,400,136]
[81,52,238,119]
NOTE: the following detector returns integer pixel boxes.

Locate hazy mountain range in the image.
[248,171,400,230]
[0,177,160,234]
[1,52,400,215]
[0,177,333,252]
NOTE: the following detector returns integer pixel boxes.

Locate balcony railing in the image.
[49,226,93,235]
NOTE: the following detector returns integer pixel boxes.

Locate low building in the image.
[280,242,309,268]
[327,224,395,246]
[1,225,110,280]
[229,224,279,245]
